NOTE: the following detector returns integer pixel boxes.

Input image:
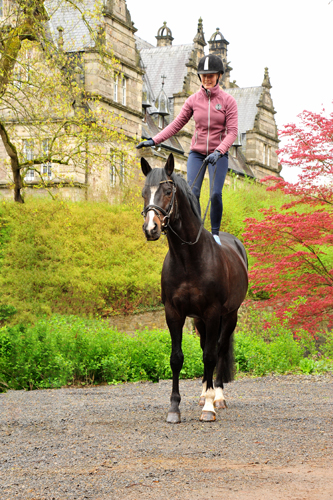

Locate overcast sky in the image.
[126,0,333,181]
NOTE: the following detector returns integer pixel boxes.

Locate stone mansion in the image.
[0,0,281,201]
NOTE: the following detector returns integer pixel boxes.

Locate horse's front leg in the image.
[200,314,221,422]
[165,303,185,424]
[194,318,207,407]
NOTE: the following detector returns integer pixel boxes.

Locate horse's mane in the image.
[146,168,201,221]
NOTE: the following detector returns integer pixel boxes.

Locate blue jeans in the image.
[187,150,228,235]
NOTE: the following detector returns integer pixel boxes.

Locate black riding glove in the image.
[136,138,155,149]
[203,150,222,167]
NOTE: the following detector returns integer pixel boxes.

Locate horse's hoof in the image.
[198,396,205,407]
[214,399,227,409]
[166,412,181,424]
[200,411,216,422]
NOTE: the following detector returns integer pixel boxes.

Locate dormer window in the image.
[155,75,170,129]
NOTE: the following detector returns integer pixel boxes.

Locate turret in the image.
[156,22,173,47]
[208,28,232,88]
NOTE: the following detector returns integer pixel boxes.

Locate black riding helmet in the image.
[197,54,224,82]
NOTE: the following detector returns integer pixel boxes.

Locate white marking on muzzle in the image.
[146,187,158,232]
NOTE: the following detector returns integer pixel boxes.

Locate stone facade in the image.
[0,0,281,202]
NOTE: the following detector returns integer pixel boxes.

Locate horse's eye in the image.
[165,190,172,196]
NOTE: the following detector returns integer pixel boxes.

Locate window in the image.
[23,140,35,181]
[41,139,52,179]
[122,77,127,106]
[113,75,118,102]
[263,143,271,166]
[110,153,116,187]
[120,155,125,184]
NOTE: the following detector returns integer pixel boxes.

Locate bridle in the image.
[141,177,204,245]
[141,162,217,245]
[141,180,176,234]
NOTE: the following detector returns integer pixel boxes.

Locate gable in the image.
[139,43,194,100]
[225,86,263,134]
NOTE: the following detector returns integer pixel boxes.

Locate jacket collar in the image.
[200,83,221,99]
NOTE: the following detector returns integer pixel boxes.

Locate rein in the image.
[142,162,217,246]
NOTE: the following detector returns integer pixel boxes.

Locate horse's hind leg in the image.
[165,304,185,424]
[200,314,221,422]
[214,310,238,410]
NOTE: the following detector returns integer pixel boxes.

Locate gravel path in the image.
[1,375,332,499]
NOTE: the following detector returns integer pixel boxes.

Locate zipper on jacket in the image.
[207,93,211,155]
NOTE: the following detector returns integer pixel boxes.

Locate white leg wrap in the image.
[202,388,216,413]
[200,381,207,398]
[214,387,225,402]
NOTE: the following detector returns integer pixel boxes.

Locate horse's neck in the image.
[167,190,206,254]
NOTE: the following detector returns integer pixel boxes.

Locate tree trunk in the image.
[12,158,24,203]
[0,121,24,203]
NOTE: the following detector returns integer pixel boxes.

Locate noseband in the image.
[141,180,176,234]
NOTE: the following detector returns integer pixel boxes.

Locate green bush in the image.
[0,315,203,391]
[235,307,333,376]
[0,311,332,393]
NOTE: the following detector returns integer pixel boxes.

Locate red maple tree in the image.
[244,107,333,334]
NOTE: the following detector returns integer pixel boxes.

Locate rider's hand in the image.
[203,150,222,166]
[136,138,155,149]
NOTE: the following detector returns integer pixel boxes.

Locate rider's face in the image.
[201,73,219,89]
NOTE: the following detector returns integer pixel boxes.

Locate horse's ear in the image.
[164,153,174,177]
[141,157,152,177]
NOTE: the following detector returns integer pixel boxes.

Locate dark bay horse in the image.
[141,153,248,423]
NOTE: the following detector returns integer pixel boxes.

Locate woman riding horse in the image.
[141,154,248,423]
[137,54,238,246]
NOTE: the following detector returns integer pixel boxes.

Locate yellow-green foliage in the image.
[222,176,289,241]
[0,178,289,323]
[0,199,167,322]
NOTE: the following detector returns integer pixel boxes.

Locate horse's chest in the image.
[163,278,211,312]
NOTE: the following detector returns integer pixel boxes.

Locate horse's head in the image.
[141,154,175,241]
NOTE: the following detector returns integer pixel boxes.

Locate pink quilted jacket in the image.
[152,84,238,156]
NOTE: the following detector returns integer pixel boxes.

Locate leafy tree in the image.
[0,0,129,202]
[244,107,333,334]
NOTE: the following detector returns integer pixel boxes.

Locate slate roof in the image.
[139,44,194,101]
[142,114,184,154]
[135,36,154,51]
[228,152,254,178]
[225,86,263,135]
[45,0,98,52]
